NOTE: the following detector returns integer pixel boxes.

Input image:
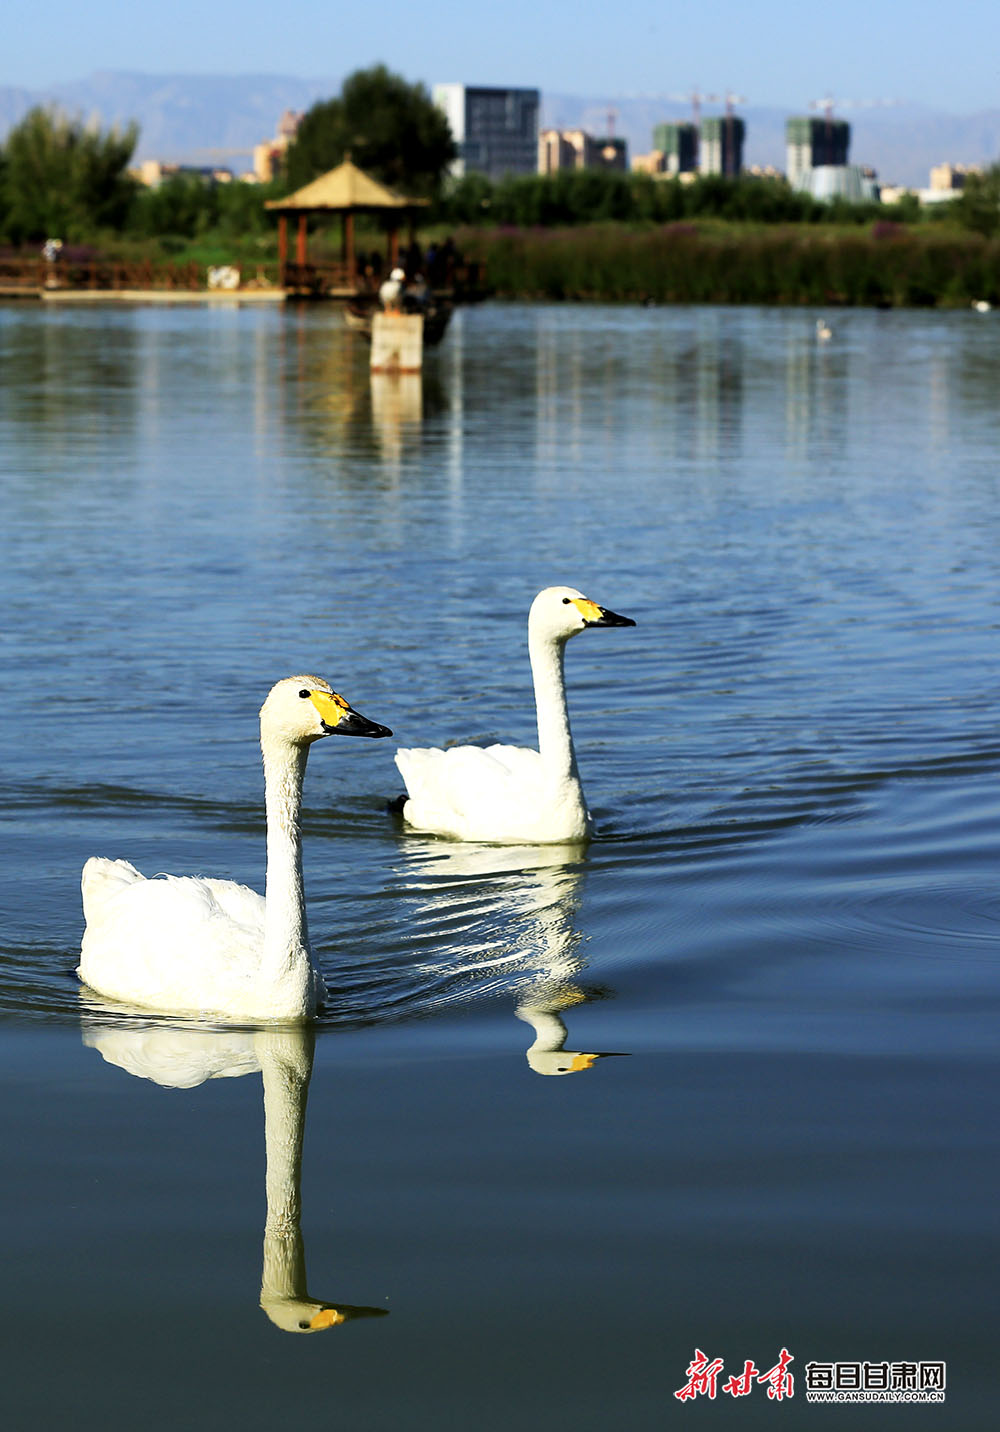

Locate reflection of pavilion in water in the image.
[396,838,625,1075]
[271,306,466,491]
[81,1020,387,1333]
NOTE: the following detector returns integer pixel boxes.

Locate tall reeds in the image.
[457,224,1000,308]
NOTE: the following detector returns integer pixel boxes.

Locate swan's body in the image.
[78,676,391,1022]
[394,586,634,844]
[816,318,832,341]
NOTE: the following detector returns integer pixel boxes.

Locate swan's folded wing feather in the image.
[194,876,266,928]
[81,856,145,927]
[78,870,264,1013]
[395,742,543,834]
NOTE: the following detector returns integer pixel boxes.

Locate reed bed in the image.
[457,224,1000,308]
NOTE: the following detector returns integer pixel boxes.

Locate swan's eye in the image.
[562,597,571,604]
[299,689,310,699]
[298,1320,311,1330]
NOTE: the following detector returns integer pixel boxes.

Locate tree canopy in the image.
[0,106,138,243]
[953,164,1000,237]
[283,65,455,198]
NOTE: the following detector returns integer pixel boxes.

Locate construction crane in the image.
[663,89,719,168]
[810,94,900,132]
[664,89,747,171]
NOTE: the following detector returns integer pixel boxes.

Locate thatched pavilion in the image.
[265,158,428,295]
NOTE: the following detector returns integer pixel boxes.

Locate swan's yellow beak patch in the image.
[310,1307,346,1329]
[570,1053,599,1071]
[571,598,603,624]
[309,690,350,727]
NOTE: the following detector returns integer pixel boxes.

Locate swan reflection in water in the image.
[80,1018,388,1333]
[398,839,627,1075]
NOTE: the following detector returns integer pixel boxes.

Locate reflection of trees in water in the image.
[532,308,746,477]
[2,311,142,476]
[81,1019,388,1334]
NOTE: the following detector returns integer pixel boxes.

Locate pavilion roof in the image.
[265,158,428,213]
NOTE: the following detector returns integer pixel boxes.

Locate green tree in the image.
[283,65,455,198]
[129,174,217,240]
[0,105,138,243]
[953,164,1000,237]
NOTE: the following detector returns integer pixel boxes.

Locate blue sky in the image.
[4,0,999,114]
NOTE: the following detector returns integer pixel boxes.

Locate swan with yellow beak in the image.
[394,586,635,843]
[78,676,391,1021]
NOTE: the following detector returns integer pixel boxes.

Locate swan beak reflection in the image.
[570,1053,600,1071]
[311,690,393,739]
[573,600,636,629]
[298,1304,390,1333]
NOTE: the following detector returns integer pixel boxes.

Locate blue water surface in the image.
[0,299,997,1429]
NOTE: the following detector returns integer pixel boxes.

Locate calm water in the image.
[1,299,998,1428]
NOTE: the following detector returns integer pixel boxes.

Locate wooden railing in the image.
[0,254,486,300]
[0,258,282,292]
[280,259,488,299]
[280,261,354,295]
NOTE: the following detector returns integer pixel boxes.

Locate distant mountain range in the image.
[1,71,998,189]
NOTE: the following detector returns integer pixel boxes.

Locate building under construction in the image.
[652,122,698,175]
[785,117,851,188]
[700,116,745,177]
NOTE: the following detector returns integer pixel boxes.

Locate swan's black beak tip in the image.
[589,607,636,628]
[324,712,393,739]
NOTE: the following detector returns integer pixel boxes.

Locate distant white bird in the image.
[816,318,833,341]
[394,586,635,843]
[78,676,392,1021]
[379,266,407,310]
[972,299,992,313]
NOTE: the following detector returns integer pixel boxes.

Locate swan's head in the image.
[529,586,636,643]
[261,1294,389,1334]
[259,676,392,746]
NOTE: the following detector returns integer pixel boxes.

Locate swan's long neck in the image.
[258,1030,313,1308]
[515,1004,569,1053]
[261,736,313,1012]
[529,630,578,783]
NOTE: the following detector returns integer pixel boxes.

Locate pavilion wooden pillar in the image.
[277,216,287,284]
[342,210,355,288]
[296,214,308,268]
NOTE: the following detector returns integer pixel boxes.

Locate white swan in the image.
[394,586,635,843]
[816,318,832,341]
[77,676,392,1022]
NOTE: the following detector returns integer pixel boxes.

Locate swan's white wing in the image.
[78,859,264,1015]
[193,876,267,929]
[395,743,544,839]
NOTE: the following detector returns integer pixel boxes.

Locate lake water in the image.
[1,299,998,1428]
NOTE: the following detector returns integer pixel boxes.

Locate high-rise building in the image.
[652,122,698,175]
[433,84,540,179]
[700,116,745,176]
[539,130,627,173]
[785,117,850,188]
